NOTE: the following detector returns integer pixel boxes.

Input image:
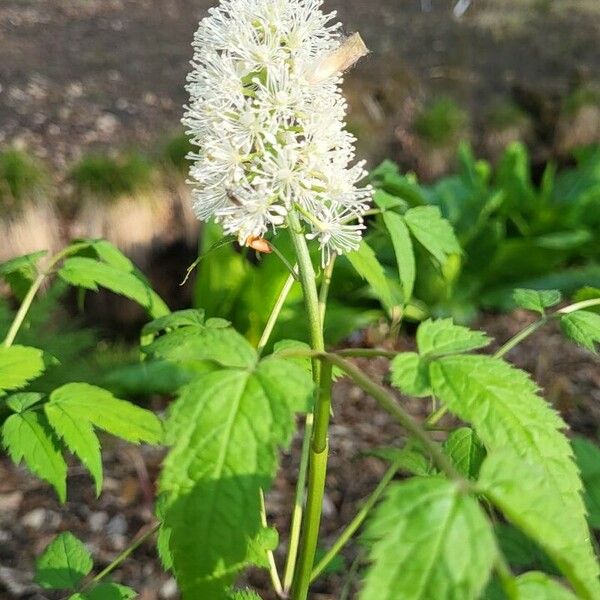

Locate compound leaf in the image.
[513,571,578,600]
[0,345,46,391]
[159,352,313,599]
[390,352,431,397]
[430,355,598,597]
[2,409,67,501]
[35,532,92,590]
[560,310,600,353]
[361,478,496,600]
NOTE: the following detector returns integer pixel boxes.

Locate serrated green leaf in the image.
[6,392,44,412]
[2,409,67,501]
[429,355,599,598]
[572,436,600,529]
[560,310,600,353]
[404,206,461,264]
[382,212,415,302]
[69,582,137,600]
[45,402,102,496]
[227,590,263,600]
[346,240,397,313]
[361,478,496,600]
[417,318,491,356]
[35,532,92,590]
[0,251,47,298]
[48,383,162,444]
[443,427,485,479]
[88,239,135,271]
[479,451,596,599]
[159,354,313,599]
[514,572,578,600]
[390,352,431,397]
[373,189,408,211]
[143,311,256,369]
[513,289,562,314]
[0,345,46,391]
[58,256,169,318]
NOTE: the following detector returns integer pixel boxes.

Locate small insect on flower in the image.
[183,0,372,265]
[246,236,272,253]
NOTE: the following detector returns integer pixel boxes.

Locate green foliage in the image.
[414,98,468,146]
[514,572,578,600]
[362,478,496,600]
[572,436,600,529]
[59,256,169,319]
[35,532,93,589]
[389,317,600,598]
[0,345,47,391]
[150,312,313,598]
[0,250,47,298]
[0,149,47,212]
[69,153,153,200]
[416,318,490,356]
[381,211,415,302]
[513,288,562,314]
[560,309,600,352]
[371,143,600,319]
[70,583,137,600]
[443,427,485,479]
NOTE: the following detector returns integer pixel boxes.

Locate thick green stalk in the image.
[287,211,330,600]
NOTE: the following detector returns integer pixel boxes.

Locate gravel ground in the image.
[1,310,598,599]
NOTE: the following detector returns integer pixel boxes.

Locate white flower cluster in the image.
[183,0,372,265]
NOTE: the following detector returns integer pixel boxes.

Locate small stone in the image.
[95,113,120,134]
[89,511,109,533]
[106,514,127,537]
[21,508,47,530]
[0,491,22,513]
[160,577,178,599]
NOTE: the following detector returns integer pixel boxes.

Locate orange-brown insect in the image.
[246,236,272,253]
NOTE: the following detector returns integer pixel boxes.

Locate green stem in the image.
[261,489,284,597]
[337,348,396,359]
[3,272,46,347]
[493,317,547,359]
[310,459,400,583]
[558,297,600,314]
[287,211,329,600]
[257,269,297,357]
[318,254,336,329]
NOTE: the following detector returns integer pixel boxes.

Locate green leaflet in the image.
[69,583,137,600]
[381,211,415,303]
[142,310,256,369]
[513,288,562,314]
[227,590,263,600]
[58,256,169,318]
[35,532,92,589]
[365,447,431,476]
[429,355,599,597]
[390,352,431,397]
[479,451,595,598]
[2,409,67,501]
[560,310,600,353]
[443,427,485,479]
[346,240,397,314]
[159,351,313,599]
[0,345,46,391]
[416,318,491,357]
[47,383,163,444]
[44,402,103,496]
[361,478,496,600]
[6,392,44,412]
[0,250,47,298]
[513,571,578,600]
[572,436,600,529]
[404,206,461,265]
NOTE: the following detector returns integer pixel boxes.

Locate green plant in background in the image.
[563,86,600,116]
[414,97,469,146]
[69,153,153,201]
[161,132,194,173]
[0,149,48,214]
